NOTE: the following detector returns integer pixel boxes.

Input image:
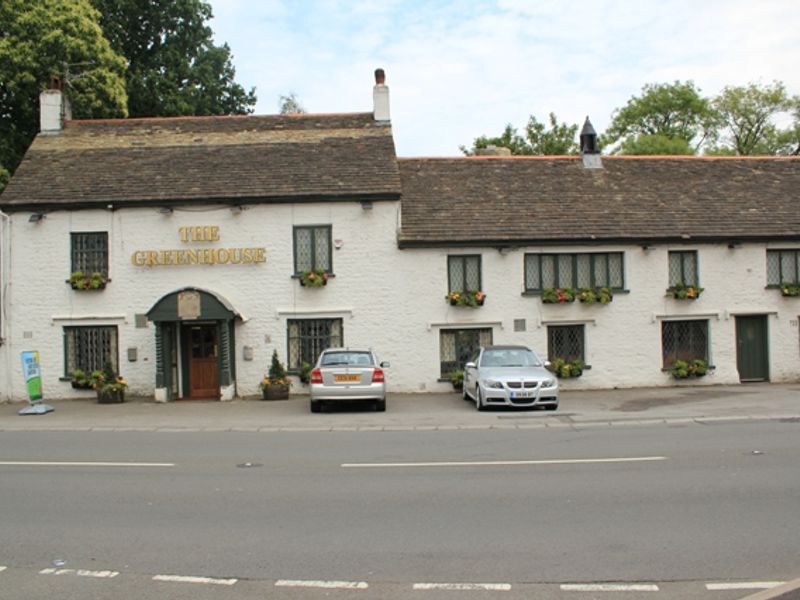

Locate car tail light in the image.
[310,369,323,384]
[371,368,385,383]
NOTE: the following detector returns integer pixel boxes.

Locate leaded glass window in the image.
[448,255,482,293]
[64,326,118,375]
[767,250,800,285]
[548,325,584,362]
[661,320,708,368]
[293,226,332,274]
[287,318,343,370]
[71,232,108,277]
[440,328,492,377]
[525,252,624,291]
[668,251,698,287]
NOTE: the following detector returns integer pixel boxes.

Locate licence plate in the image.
[334,374,361,383]
[510,391,533,399]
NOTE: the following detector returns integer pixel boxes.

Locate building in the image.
[1,71,799,402]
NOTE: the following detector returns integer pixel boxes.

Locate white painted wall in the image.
[1,200,799,402]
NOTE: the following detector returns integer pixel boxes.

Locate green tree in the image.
[461,112,578,155]
[604,81,716,154]
[0,0,127,189]
[91,0,256,117]
[279,93,306,115]
[710,82,797,155]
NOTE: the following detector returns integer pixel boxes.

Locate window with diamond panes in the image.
[548,325,584,362]
[661,320,708,368]
[766,250,800,285]
[287,318,343,370]
[64,326,118,376]
[293,226,332,274]
[448,255,481,293]
[71,232,108,277]
[440,328,492,377]
[668,251,698,287]
[525,252,623,291]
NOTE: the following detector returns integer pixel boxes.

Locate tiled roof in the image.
[398,156,800,247]
[0,113,400,210]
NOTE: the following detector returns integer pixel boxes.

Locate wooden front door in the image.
[184,323,219,399]
[736,315,769,382]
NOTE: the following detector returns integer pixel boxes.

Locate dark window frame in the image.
[661,319,709,368]
[286,318,343,371]
[70,232,109,277]
[668,250,699,287]
[547,324,585,363]
[524,252,624,292]
[766,249,800,286]
[447,254,482,293]
[439,327,492,378]
[293,225,333,274]
[63,325,118,376]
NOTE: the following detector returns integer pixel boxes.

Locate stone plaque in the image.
[178,290,201,320]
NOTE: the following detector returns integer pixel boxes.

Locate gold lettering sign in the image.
[131,226,266,267]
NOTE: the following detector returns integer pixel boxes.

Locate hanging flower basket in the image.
[541,287,575,303]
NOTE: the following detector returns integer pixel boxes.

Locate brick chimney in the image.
[373,68,390,122]
[39,76,71,133]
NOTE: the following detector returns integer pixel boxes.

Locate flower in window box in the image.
[70,369,94,389]
[669,283,703,300]
[299,268,329,287]
[550,358,584,378]
[671,359,708,379]
[446,290,486,307]
[577,287,613,304]
[541,287,575,303]
[69,271,107,290]
[779,282,800,297]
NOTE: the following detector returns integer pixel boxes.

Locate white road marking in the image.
[342,456,668,468]
[413,582,512,591]
[561,583,660,592]
[275,579,369,589]
[0,461,174,467]
[153,574,237,585]
[39,568,119,578]
[706,582,785,590]
[0,566,7,572]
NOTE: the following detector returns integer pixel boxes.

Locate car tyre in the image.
[475,388,486,412]
[310,399,322,413]
[375,399,386,412]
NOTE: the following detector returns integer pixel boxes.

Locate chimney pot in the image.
[374,68,386,85]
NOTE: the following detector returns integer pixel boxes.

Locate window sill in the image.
[522,289,629,297]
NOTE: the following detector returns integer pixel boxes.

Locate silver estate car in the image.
[463,345,558,411]
[309,348,389,413]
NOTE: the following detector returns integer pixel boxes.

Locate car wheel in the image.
[375,399,386,412]
[475,388,486,412]
[310,400,322,413]
[545,403,558,411]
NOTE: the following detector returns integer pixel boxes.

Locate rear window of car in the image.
[480,349,541,367]
[320,352,374,366]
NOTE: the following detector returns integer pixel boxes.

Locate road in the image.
[0,418,798,599]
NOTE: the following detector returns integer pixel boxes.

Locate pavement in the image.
[2,381,799,432]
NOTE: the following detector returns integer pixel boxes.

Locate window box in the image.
[670,359,709,379]
[446,290,486,307]
[68,271,108,290]
[779,282,800,297]
[541,287,575,303]
[550,358,584,378]
[668,283,704,300]
[299,268,330,287]
[577,287,613,304]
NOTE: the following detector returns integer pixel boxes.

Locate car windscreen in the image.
[320,352,374,367]
[480,349,541,368]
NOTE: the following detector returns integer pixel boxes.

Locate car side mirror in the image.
[544,360,552,369]
[380,361,391,368]
[465,362,476,369]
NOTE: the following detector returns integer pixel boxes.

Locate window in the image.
[287,318,343,370]
[71,232,108,276]
[448,255,481,292]
[661,320,708,368]
[767,249,800,285]
[64,326,118,376]
[524,252,623,292]
[439,328,492,377]
[548,325,585,362]
[668,251,698,287]
[293,226,332,274]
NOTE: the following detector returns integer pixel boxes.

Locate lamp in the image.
[728,241,742,249]
[157,207,173,215]
[360,200,373,210]
[28,213,45,223]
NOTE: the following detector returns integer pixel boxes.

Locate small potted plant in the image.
[92,362,128,403]
[577,287,613,304]
[70,369,94,389]
[541,287,575,303]
[69,271,108,290]
[299,361,313,385]
[299,268,329,287]
[671,359,709,379]
[260,350,292,400]
[445,290,486,307]
[779,282,800,297]
[550,357,584,378]
[449,369,464,391]
[669,282,703,300]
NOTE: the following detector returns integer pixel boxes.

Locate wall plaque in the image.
[178,290,201,320]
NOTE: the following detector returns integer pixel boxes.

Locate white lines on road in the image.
[413,583,512,591]
[40,568,119,578]
[153,574,237,586]
[0,461,174,467]
[706,581,785,591]
[561,583,660,592]
[342,456,668,468]
[0,566,6,572]
[275,579,369,589]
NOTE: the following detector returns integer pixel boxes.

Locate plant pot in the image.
[262,384,290,400]
[97,389,125,403]
[71,381,93,390]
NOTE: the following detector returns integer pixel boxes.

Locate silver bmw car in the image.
[463,345,558,411]
[309,348,389,413]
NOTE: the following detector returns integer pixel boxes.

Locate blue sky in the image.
[207,0,800,156]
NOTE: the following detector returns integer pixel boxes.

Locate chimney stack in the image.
[579,116,602,169]
[373,68,390,122]
[39,76,70,133]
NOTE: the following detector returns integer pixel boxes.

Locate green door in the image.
[735,315,769,382]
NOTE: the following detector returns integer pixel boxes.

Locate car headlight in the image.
[482,379,504,389]
[542,378,557,388]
